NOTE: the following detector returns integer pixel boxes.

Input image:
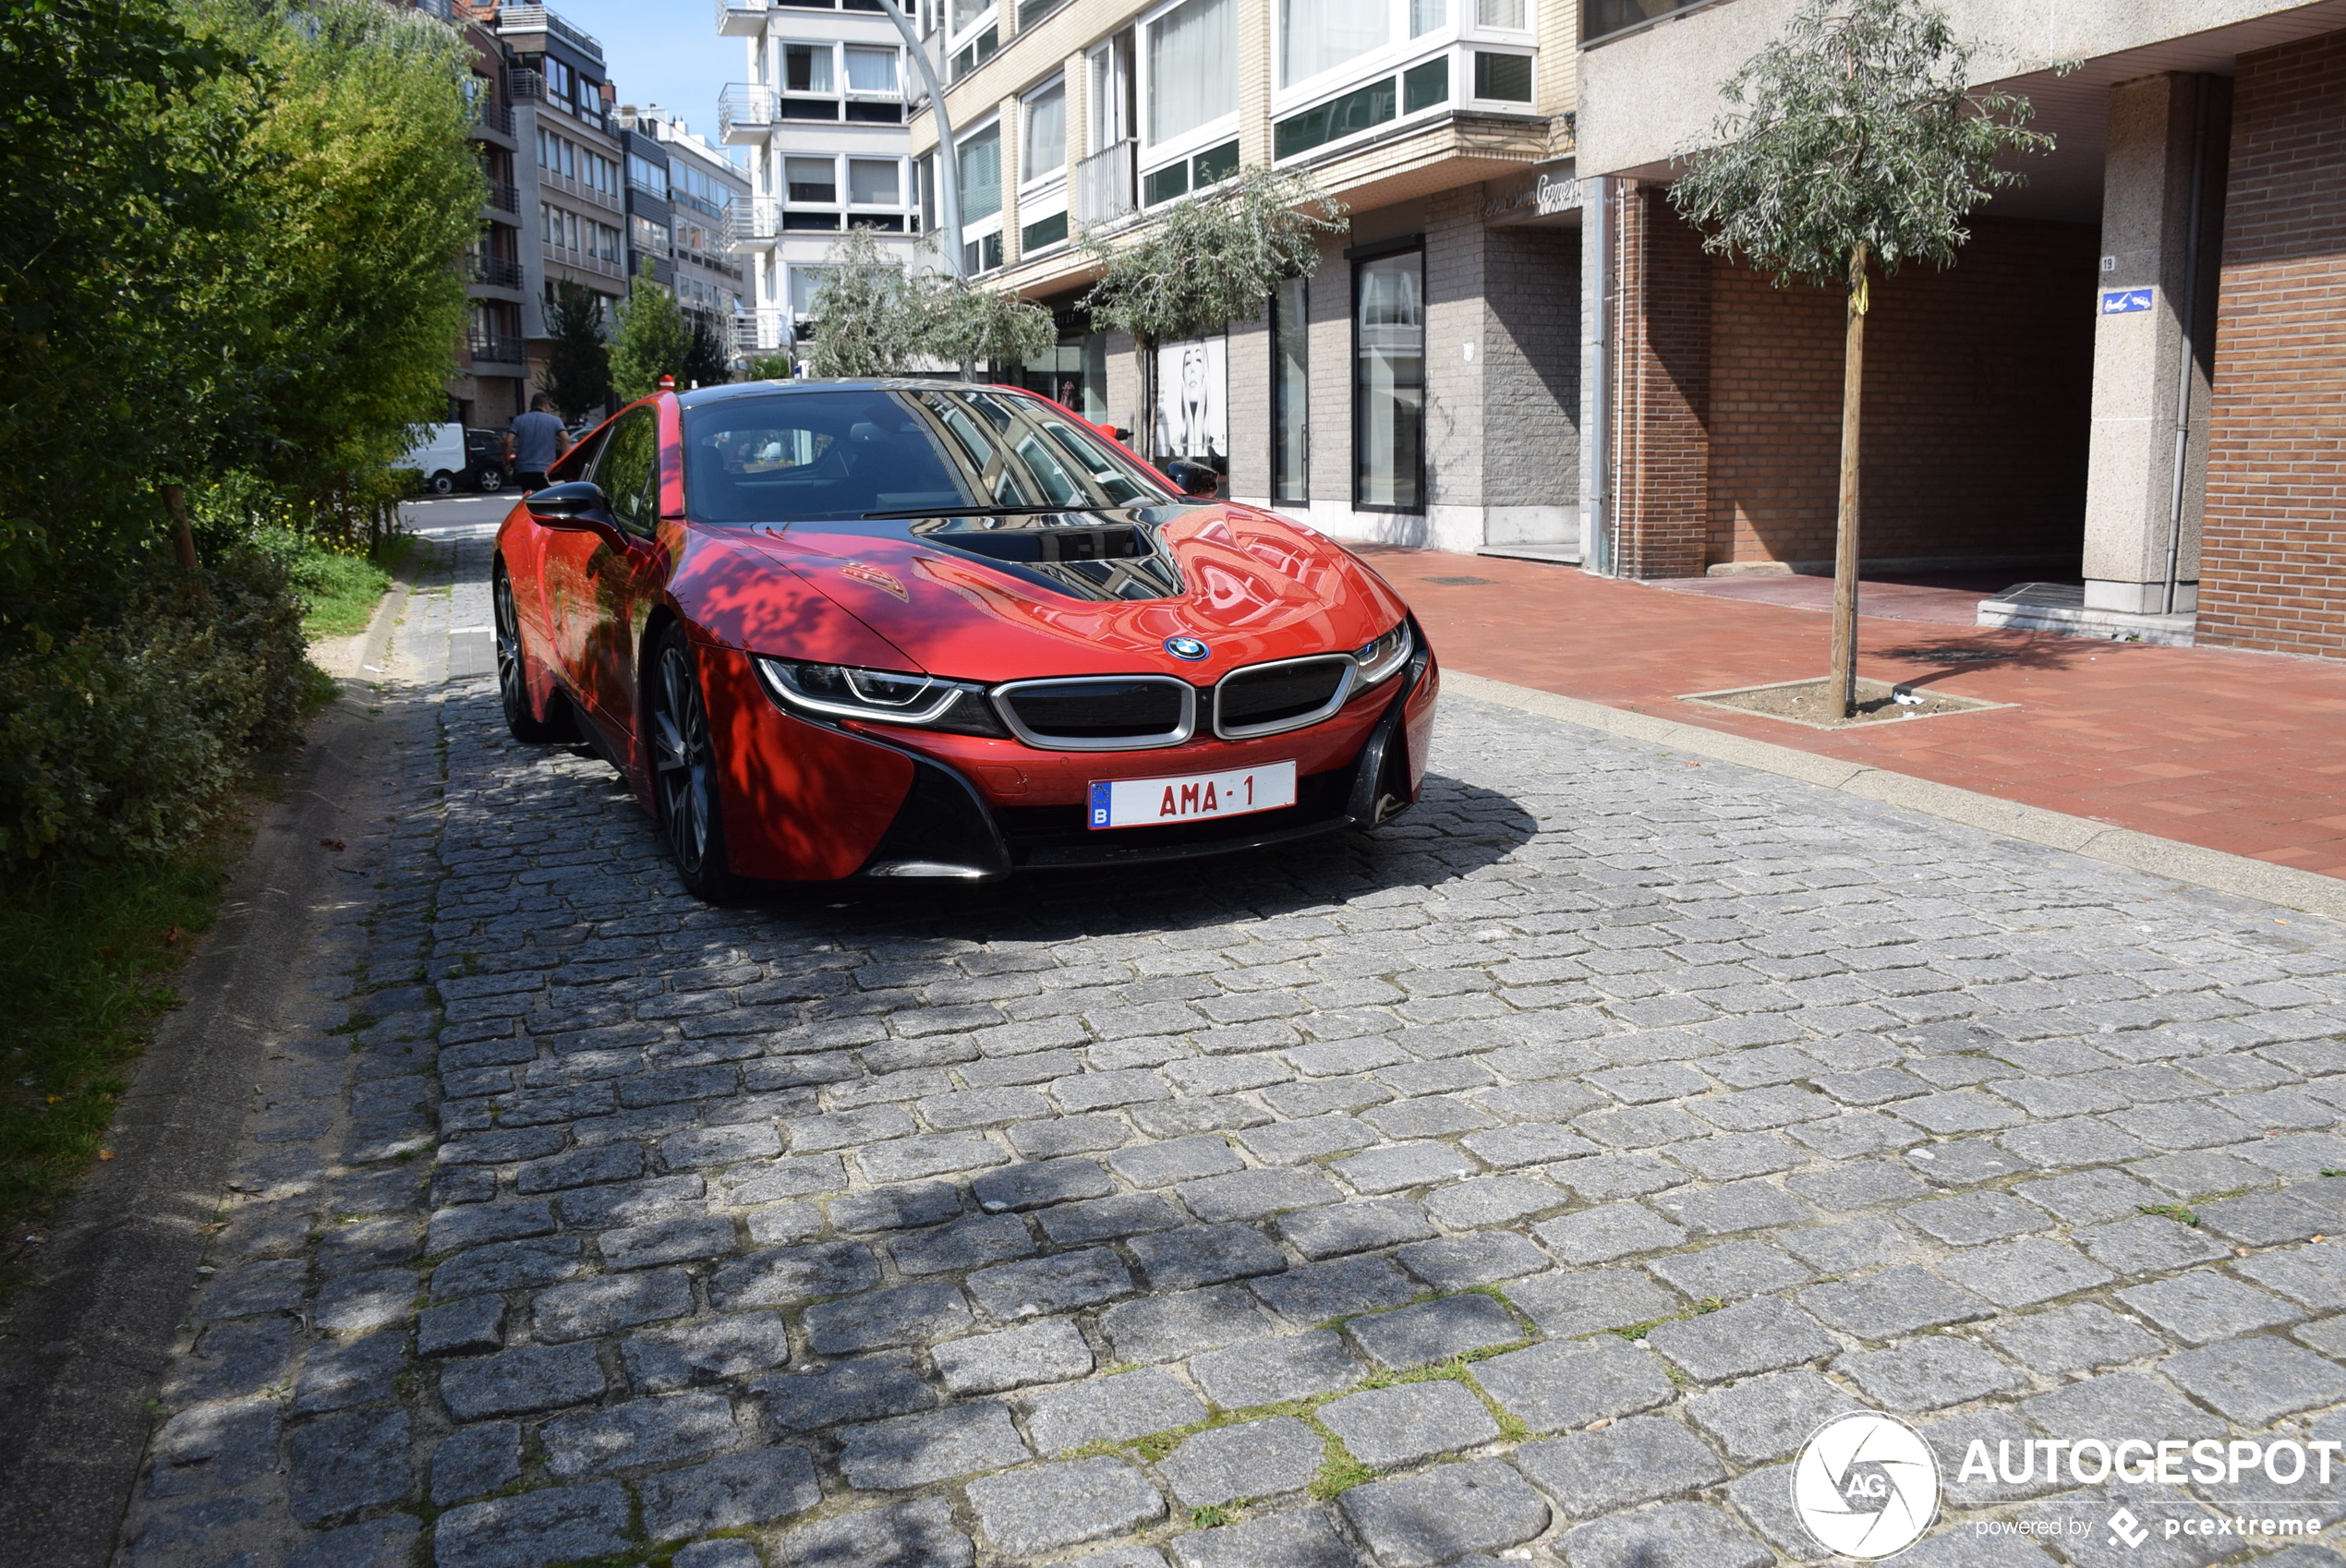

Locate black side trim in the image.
[1345,232,1425,261]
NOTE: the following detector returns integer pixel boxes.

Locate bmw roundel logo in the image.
[1165,636,1210,661]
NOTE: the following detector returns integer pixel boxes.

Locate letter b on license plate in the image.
[1088,761,1298,829]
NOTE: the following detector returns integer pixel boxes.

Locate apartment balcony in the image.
[484,180,521,223]
[466,333,527,368]
[1073,139,1136,227]
[544,244,625,281]
[540,164,623,213]
[718,84,774,144]
[723,198,783,248]
[496,3,603,62]
[470,255,526,289]
[715,0,765,34]
[468,100,516,146]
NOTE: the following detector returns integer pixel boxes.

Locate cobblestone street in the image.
[116,528,2346,1568]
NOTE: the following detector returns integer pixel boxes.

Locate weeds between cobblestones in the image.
[103,531,2346,1567]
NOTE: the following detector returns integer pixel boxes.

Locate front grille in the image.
[1214,655,1355,739]
[993,675,1195,751]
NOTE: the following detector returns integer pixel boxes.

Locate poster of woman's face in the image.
[1154,333,1227,462]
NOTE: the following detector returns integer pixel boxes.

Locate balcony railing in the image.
[718,84,773,143]
[540,164,622,212]
[470,255,526,288]
[544,245,623,280]
[466,333,527,365]
[485,180,520,212]
[468,101,515,139]
[1073,139,1135,227]
[496,4,603,62]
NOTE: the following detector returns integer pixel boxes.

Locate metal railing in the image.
[541,164,622,211]
[718,83,774,140]
[468,101,515,139]
[467,333,527,365]
[470,255,526,288]
[544,245,624,280]
[495,4,603,62]
[722,198,784,247]
[1073,139,1135,226]
[485,180,520,212]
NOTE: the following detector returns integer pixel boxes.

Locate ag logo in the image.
[1792,1411,1940,1559]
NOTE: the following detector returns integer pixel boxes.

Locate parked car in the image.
[464,428,506,492]
[399,422,470,494]
[490,381,1438,900]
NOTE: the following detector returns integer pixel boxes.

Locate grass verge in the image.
[285,530,414,639]
[0,689,333,1302]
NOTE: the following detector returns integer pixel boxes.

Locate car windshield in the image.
[682,387,1174,524]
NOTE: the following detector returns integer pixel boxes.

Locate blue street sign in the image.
[2100,288,2155,315]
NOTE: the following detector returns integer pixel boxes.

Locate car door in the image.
[570,405,663,748]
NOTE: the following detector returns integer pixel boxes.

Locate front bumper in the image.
[703,632,1436,883]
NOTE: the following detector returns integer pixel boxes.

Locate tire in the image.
[429,470,456,495]
[647,625,748,903]
[493,564,572,743]
[477,467,504,493]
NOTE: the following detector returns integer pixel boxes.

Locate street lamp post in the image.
[875,0,963,283]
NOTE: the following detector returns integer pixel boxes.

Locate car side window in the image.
[592,410,658,537]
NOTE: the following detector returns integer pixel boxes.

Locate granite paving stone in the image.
[1336,1459,1552,1568]
[1317,1380,1501,1465]
[107,579,2346,1568]
[1512,1417,1730,1518]
[1158,1417,1324,1506]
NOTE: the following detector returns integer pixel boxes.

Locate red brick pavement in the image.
[1364,549,2346,880]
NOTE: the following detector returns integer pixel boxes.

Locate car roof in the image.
[673,379,1029,412]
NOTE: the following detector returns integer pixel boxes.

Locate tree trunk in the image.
[1830,242,1868,718]
[1137,335,1158,469]
[163,483,199,574]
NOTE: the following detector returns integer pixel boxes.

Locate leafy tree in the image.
[1082,165,1345,461]
[609,271,694,400]
[932,281,1056,382]
[185,0,482,527]
[802,225,926,378]
[540,281,611,419]
[682,313,732,389]
[1669,0,2049,715]
[746,351,794,380]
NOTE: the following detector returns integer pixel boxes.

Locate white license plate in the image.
[1088,761,1298,829]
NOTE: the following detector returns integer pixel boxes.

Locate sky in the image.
[554,0,748,161]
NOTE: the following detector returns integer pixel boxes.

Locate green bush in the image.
[0,550,311,869]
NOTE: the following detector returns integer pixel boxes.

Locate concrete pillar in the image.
[2081,72,2230,620]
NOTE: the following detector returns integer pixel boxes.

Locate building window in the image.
[630,214,671,256]
[848,158,901,206]
[962,231,1005,274]
[626,153,668,199]
[784,42,833,93]
[1022,211,1070,251]
[1142,137,1238,206]
[1402,55,1447,112]
[1476,0,1526,24]
[1145,0,1234,147]
[786,156,838,203]
[1473,50,1531,101]
[1280,0,1386,90]
[1275,78,1395,159]
[958,123,1001,223]
[844,45,898,94]
[1353,247,1422,511]
[1023,78,1067,186]
[1272,275,1308,504]
[789,265,831,317]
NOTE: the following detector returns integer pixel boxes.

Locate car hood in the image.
[721,503,1412,684]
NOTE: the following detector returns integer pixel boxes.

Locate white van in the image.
[400,423,471,494]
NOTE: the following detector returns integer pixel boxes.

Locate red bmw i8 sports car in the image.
[491,380,1438,900]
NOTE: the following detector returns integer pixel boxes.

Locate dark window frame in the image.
[1271,274,1308,506]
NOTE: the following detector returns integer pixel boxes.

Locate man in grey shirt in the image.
[505,393,573,492]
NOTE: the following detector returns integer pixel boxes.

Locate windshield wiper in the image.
[860,502,1119,520]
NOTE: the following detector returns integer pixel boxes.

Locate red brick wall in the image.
[1707,218,2097,567]
[2197,29,2346,659]
[1614,184,1712,578]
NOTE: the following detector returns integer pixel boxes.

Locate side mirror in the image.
[1163,459,1220,499]
[526,481,618,535]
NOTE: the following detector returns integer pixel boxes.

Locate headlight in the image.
[1354,621,1412,687]
[756,657,1008,737]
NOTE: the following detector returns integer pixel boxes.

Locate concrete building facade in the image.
[622,109,756,366]
[719,0,925,358]
[1574,0,2346,660]
[907,0,1588,560]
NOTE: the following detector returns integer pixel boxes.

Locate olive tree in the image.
[802,225,927,378]
[1082,165,1345,461]
[1669,0,2048,716]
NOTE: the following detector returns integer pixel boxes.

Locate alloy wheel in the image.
[494,573,527,719]
[652,644,715,874]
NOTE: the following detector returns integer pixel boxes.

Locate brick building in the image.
[1575,0,2346,661]
[904,0,1588,559]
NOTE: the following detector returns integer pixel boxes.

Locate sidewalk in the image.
[1365,549,2346,880]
